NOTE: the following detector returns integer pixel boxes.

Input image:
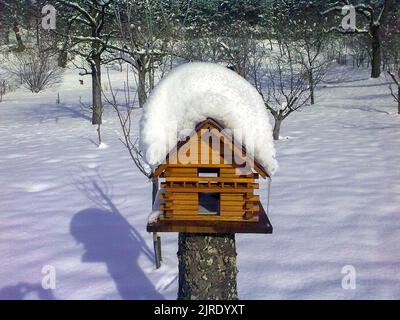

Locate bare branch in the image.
[102,68,151,178]
[59,0,97,26]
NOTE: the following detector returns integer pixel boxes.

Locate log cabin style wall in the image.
[152,118,269,225]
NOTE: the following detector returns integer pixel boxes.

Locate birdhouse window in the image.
[198,193,220,215]
[198,168,220,177]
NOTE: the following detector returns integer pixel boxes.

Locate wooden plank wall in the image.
[158,129,260,222]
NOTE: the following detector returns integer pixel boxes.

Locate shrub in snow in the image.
[0,79,12,102]
[6,48,63,93]
[140,62,278,176]
[0,71,16,102]
[0,54,18,102]
[251,43,314,140]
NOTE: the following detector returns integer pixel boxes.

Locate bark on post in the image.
[177,233,238,300]
[152,178,159,204]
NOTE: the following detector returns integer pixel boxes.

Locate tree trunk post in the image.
[152,178,162,269]
[153,232,162,269]
[152,178,159,204]
[177,233,238,300]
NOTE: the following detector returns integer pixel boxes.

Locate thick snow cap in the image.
[140,62,278,176]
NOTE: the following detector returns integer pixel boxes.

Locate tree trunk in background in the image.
[4,30,10,45]
[137,55,147,108]
[91,56,103,125]
[370,25,381,79]
[13,22,25,52]
[273,118,282,141]
[58,41,69,68]
[138,68,147,108]
[58,51,68,68]
[398,86,400,115]
[309,70,315,105]
[36,16,41,48]
[177,233,238,300]
[148,58,155,91]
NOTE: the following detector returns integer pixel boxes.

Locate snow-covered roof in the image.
[140,62,278,176]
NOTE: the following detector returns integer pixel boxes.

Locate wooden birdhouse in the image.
[147,118,273,234]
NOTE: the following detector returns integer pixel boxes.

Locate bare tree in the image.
[112,0,175,108]
[290,4,330,105]
[0,80,5,102]
[0,58,16,102]
[384,8,400,114]
[0,0,27,51]
[323,0,395,78]
[387,69,400,114]
[0,79,9,102]
[56,0,116,125]
[247,40,271,91]
[219,28,252,78]
[293,43,330,105]
[6,48,62,93]
[254,44,312,140]
[0,73,17,102]
[102,67,160,206]
[103,68,151,175]
[178,37,225,63]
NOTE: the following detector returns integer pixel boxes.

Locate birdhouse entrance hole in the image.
[198,168,220,178]
[198,193,220,215]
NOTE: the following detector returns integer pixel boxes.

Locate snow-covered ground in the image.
[0,64,399,299]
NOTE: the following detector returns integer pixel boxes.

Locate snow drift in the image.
[140,62,278,175]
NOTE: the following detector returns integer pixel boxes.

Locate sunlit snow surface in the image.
[0,64,399,299]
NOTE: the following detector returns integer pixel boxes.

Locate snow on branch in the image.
[327,26,369,34]
[322,0,389,26]
[59,1,97,26]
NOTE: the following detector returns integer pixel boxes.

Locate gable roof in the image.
[151,118,270,179]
